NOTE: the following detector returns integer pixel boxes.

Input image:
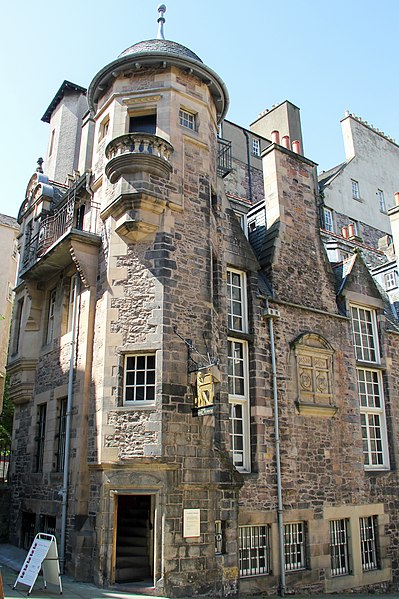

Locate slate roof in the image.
[318,161,348,189]
[256,219,280,267]
[331,251,399,328]
[119,39,202,63]
[41,80,87,123]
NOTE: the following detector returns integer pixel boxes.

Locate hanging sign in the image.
[13,533,62,595]
[192,365,220,416]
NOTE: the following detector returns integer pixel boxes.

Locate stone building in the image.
[0,213,18,410]
[319,111,399,248]
[7,6,399,597]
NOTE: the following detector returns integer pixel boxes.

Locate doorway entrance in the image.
[115,494,153,584]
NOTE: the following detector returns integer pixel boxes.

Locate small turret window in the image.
[179,108,196,131]
[99,116,110,141]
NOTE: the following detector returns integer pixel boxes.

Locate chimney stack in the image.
[271,130,280,144]
[292,140,301,154]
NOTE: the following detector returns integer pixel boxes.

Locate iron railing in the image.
[217,138,232,177]
[22,195,100,271]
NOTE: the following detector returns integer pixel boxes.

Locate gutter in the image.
[59,274,80,573]
[243,129,253,203]
[264,301,285,595]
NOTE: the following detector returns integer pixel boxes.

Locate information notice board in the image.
[13,533,62,595]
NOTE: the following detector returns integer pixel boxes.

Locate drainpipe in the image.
[265,301,285,595]
[243,129,253,203]
[60,274,80,573]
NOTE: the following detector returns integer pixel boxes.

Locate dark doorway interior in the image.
[115,494,153,584]
[129,115,156,135]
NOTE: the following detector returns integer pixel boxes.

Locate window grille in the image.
[56,399,67,472]
[35,404,47,473]
[41,515,56,536]
[360,516,379,571]
[239,525,271,576]
[284,522,306,571]
[329,519,350,576]
[12,297,24,355]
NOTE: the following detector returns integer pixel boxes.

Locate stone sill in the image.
[295,401,338,418]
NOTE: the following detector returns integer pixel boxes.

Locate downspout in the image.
[243,129,253,203]
[60,273,80,573]
[265,301,285,595]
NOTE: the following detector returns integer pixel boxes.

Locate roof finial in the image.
[157,4,166,40]
[36,157,44,173]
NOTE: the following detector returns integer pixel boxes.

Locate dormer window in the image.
[384,271,398,291]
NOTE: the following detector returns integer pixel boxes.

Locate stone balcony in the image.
[105,133,174,184]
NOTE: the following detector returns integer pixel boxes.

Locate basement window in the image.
[239,525,271,576]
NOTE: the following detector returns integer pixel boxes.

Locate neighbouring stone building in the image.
[7,6,399,597]
[0,214,18,410]
[319,110,399,248]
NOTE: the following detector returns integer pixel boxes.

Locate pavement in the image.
[0,543,398,599]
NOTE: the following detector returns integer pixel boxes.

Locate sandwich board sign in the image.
[13,533,62,595]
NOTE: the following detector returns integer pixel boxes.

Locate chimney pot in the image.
[271,130,280,144]
[282,135,290,149]
[292,140,301,154]
[342,226,349,239]
[348,223,355,237]
[395,192,399,206]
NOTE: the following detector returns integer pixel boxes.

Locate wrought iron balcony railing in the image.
[22,193,100,272]
[217,138,232,177]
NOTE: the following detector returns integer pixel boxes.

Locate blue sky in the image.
[1,0,398,218]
